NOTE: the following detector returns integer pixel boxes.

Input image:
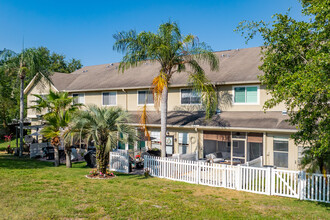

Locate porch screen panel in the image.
[233,140,245,157]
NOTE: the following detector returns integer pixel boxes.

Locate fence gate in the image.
[271,169,300,198]
[109,150,129,173]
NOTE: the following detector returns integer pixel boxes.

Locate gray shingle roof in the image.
[128,111,296,131]
[50,47,263,91]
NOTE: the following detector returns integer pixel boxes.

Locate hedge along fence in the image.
[144,155,330,203]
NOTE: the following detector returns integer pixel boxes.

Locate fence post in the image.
[223,165,227,188]
[266,167,272,195]
[197,161,200,184]
[236,165,241,190]
[299,171,306,200]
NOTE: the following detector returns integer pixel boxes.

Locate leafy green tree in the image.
[0,47,83,153]
[31,90,82,167]
[2,48,53,156]
[235,0,329,173]
[113,21,219,157]
[72,105,136,173]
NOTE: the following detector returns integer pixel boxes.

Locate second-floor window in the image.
[72,93,84,104]
[233,86,258,104]
[138,90,154,105]
[181,89,201,105]
[103,92,116,106]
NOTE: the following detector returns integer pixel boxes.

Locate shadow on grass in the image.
[304,200,330,210]
[0,154,54,169]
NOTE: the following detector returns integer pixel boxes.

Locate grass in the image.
[0,138,19,152]
[0,153,329,219]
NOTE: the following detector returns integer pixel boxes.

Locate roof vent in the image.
[282,110,287,115]
[221,54,225,57]
[236,48,239,51]
[82,70,88,73]
[110,63,113,66]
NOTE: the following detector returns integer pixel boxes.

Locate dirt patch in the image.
[85,175,116,180]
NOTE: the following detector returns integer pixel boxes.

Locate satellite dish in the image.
[25,135,34,144]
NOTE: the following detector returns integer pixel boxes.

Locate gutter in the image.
[128,123,297,134]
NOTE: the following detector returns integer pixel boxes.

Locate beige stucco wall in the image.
[146,128,199,155]
[26,78,54,118]
[26,79,287,114]
[217,84,286,112]
[264,133,298,170]
[76,84,286,112]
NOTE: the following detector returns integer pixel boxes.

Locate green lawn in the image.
[0,154,329,219]
[0,138,19,152]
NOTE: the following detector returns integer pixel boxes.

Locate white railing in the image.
[109,150,129,174]
[301,173,330,203]
[144,155,330,203]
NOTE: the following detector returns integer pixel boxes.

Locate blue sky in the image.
[0,0,304,66]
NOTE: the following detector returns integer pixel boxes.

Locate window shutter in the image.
[247,133,263,143]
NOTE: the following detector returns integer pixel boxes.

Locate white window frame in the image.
[72,93,85,104]
[180,88,202,105]
[273,136,289,168]
[232,85,260,105]
[102,91,117,106]
[137,90,154,106]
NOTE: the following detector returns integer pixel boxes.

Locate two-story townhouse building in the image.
[24,47,300,170]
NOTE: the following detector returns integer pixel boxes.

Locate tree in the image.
[113,21,219,157]
[2,48,53,157]
[72,105,136,173]
[0,47,83,153]
[235,0,329,173]
[31,90,82,167]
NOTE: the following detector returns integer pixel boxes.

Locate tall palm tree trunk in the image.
[65,147,72,168]
[19,77,24,157]
[54,145,60,167]
[160,86,168,157]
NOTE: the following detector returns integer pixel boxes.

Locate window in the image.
[273,137,289,168]
[138,91,154,105]
[233,86,258,104]
[179,133,189,154]
[72,93,84,104]
[150,131,160,149]
[102,92,116,106]
[181,89,201,104]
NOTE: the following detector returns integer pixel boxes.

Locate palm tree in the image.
[113,21,219,157]
[1,48,52,157]
[31,90,81,167]
[72,105,136,174]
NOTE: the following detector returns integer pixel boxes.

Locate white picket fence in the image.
[109,150,129,173]
[144,155,330,203]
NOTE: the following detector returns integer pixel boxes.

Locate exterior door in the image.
[165,136,174,156]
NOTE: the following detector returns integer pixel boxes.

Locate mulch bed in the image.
[85,175,116,180]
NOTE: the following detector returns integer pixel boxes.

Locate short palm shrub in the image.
[72,105,136,174]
